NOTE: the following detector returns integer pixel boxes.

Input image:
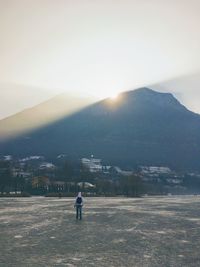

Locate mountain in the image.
[0,87,200,171]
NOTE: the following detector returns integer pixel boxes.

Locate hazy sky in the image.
[1,0,200,118]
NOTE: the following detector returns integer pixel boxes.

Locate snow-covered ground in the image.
[1,196,200,267]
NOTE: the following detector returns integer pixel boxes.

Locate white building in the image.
[81,156,102,173]
[20,156,44,162]
[77,182,95,188]
[39,162,56,170]
[4,155,12,161]
[141,166,171,175]
[113,166,133,176]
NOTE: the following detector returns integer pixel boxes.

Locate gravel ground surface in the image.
[1,196,200,267]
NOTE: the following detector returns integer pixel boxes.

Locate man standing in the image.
[74,192,83,220]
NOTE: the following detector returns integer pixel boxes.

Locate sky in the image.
[1,0,200,119]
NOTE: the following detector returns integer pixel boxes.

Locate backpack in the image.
[76,197,82,204]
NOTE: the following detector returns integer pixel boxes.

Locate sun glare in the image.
[110,93,119,100]
[91,90,120,101]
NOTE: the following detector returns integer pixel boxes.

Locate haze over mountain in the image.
[0,93,93,140]
[0,88,200,171]
[152,73,200,114]
[0,83,60,119]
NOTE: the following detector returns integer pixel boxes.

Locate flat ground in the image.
[1,196,200,267]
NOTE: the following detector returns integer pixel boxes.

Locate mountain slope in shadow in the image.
[1,88,200,171]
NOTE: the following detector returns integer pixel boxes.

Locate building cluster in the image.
[81,156,134,176]
[1,154,199,195]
